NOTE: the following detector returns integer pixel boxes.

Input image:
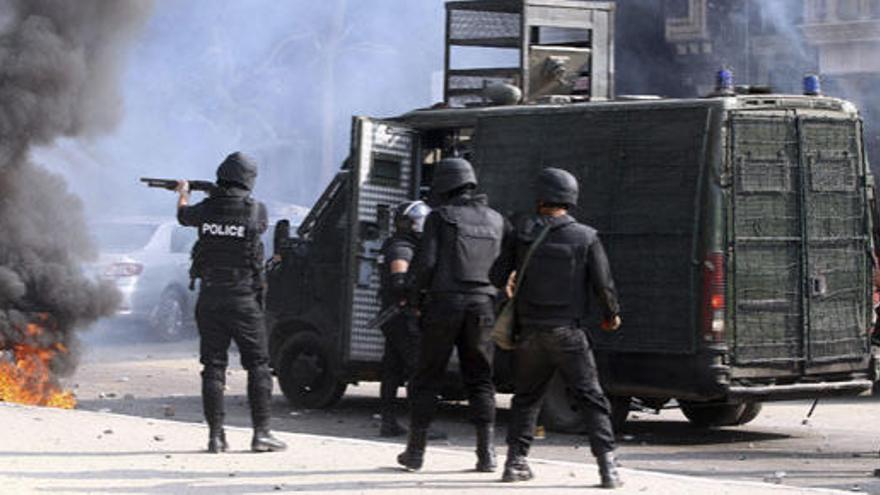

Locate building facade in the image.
[615,0,880,164]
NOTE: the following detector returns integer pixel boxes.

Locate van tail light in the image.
[104,262,143,278]
[702,251,726,342]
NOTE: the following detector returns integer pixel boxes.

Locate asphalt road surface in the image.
[68,331,880,494]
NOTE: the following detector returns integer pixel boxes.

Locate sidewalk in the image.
[0,403,851,495]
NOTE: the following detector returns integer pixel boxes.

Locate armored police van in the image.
[266,0,877,431]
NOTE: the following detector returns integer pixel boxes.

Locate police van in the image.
[266,0,877,431]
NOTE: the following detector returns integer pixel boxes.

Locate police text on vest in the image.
[201,223,246,238]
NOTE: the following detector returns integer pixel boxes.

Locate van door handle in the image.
[810,275,827,297]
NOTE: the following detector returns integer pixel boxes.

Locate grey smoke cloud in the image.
[36,1,446,217]
[0,0,152,375]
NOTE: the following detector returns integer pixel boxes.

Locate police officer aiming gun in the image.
[491,168,623,488]
[175,152,286,454]
[398,157,506,472]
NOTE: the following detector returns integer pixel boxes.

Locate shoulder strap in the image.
[511,223,553,299]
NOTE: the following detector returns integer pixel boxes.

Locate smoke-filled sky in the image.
[35,1,448,218]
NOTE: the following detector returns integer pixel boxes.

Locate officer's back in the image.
[410,159,504,298]
[513,213,617,328]
[179,154,268,296]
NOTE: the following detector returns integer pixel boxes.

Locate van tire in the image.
[734,401,763,425]
[277,331,347,409]
[679,400,762,427]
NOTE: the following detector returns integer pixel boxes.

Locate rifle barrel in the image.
[139,177,215,192]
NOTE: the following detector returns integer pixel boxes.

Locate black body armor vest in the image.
[516,216,596,326]
[190,192,262,289]
[429,196,504,295]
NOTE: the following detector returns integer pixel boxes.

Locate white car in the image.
[92,217,198,341]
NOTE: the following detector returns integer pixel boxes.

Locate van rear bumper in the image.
[728,379,872,401]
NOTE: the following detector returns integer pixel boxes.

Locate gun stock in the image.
[140,177,216,193]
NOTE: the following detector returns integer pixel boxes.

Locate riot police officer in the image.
[176,152,287,454]
[491,167,623,488]
[378,200,430,437]
[398,157,506,472]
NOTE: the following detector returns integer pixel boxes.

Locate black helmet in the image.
[536,167,578,207]
[394,200,431,233]
[431,157,477,196]
[216,151,258,191]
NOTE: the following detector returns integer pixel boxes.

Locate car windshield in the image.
[92,223,159,253]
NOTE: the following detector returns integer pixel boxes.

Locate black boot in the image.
[397,428,427,471]
[475,424,497,472]
[248,368,287,453]
[597,451,623,489]
[207,428,228,454]
[380,414,408,437]
[252,429,287,452]
[202,368,228,453]
[501,444,533,482]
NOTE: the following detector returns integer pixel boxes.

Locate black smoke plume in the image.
[0,0,152,377]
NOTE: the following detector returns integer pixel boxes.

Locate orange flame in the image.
[0,319,76,409]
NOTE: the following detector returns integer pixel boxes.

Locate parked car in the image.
[92,217,197,341]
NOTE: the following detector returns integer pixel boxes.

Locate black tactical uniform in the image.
[378,201,430,437]
[177,152,286,454]
[398,158,505,472]
[492,168,623,488]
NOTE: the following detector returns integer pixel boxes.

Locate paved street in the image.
[53,333,880,494]
[0,402,856,495]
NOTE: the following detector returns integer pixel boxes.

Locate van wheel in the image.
[538,372,585,433]
[679,400,762,427]
[277,331,347,409]
[150,289,189,342]
[734,402,763,425]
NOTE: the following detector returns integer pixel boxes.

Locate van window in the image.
[370,153,402,185]
[171,227,197,253]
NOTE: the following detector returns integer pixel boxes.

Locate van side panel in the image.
[474,105,711,355]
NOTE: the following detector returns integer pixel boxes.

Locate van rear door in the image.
[729,113,871,371]
[799,118,871,369]
[344,117,419,365]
